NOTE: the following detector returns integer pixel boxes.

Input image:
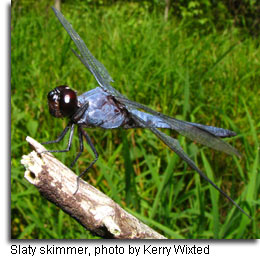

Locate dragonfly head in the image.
[47,85,79,118]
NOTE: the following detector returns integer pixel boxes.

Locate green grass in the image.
[11,1,260,239]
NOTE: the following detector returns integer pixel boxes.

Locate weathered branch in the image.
[21,136,166,239]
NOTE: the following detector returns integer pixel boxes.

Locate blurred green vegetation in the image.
[11,0,259,239]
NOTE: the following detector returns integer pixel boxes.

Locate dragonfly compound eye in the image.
[47,85,78,118]
[59,87,78,117]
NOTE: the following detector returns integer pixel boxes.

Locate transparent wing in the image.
[118,97,241,157]
[52,7,125,98]
[131,113,251,219]
[52,7,240,156]
[52,7,239,157]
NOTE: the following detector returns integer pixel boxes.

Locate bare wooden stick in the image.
[21,136,166,239]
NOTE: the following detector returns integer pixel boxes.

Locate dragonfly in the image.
[43,7,251,219]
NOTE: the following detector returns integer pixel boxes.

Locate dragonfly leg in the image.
[63,102,89,163]
[42,123,71,145]
[42,123,75,153]
[70,126,84,168]
[73,127,99,195]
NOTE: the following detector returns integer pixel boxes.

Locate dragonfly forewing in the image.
[52,7,122,98]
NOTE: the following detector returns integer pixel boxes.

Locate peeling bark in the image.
[21,136,166,239]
